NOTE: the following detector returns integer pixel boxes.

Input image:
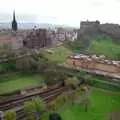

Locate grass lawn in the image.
[88,40,120,59]
[43,46,72,62]
[0,74,43,94]
[61,89,120,120]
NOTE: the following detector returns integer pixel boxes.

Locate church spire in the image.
[13,11,16,21]
[12,11,18,31]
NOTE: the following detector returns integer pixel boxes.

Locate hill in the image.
[65,34,120,60]
[65,22,120,60]
[88,36,120,59]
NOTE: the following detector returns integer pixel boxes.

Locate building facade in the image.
[23,28,77,48]
[23,29,52,48]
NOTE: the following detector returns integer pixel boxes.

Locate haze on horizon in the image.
[0,0,120,27]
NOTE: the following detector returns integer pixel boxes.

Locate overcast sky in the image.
[0,0,120,27]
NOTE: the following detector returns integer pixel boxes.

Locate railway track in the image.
[16,89,65,120]
[0,83,66,120]
[0,83,65,111]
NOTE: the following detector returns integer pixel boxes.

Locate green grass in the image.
[43,46,72,62]
[0,74,43,94]
[61,89,120,120]
[88,39,120,59]
[65,35,120,59]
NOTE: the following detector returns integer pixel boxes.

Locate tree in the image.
[32,97,46,114]
[37,59,47,73]
[44,66,67,85]
[24,97,46,120]
[4,110,16,120]
[83,74,92,85]
[64,76,80,89]
[49,113,62,120]
[75,86,92,112]
[24,101,36,120]
[15,56,37,72]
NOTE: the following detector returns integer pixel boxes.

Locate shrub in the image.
[49,100,57,111]
[64,76,80,88]
[49,91,76,112]
[32,97,46,113]
[4,110,16,120]
[24,97,46,120]
[92,79,120,91]
[24,101,36,120]
[83,74,92,85]
[44,69,66,85]
[15,56,38,72]
[49,113,62,120]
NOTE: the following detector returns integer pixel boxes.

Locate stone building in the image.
[78,20,120,40]
[23,28,77,48]
[54,27,77,42]
[23,29,52,48]
[0,30,25,49]
[80,20,100,29]
[47,28,77,46]
[78,20,100,39]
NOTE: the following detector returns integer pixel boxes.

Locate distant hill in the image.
[0,22,75,29]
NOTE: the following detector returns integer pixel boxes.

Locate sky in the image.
[0,0,120,27]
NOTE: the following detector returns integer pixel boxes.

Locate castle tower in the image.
[12,11,18,31]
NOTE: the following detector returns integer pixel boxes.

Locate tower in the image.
[12,11,18,31]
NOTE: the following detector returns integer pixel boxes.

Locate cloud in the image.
[115,0,120,2]
[0,12,37,22]
[91,1,104,7]
[0,0,120,26]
